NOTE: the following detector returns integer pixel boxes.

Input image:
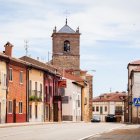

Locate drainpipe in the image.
[5,60,9,123]
[81,87,83,121]
[43,73,46,122]
[128,65,131,123]
[130,75,133,123]
[26,67,29,122]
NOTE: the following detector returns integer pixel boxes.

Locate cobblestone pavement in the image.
[86,126,140,140]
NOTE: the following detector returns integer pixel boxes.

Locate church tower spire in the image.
[65,18,67,25]
[51,19,81,70]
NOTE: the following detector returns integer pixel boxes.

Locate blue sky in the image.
[0,0,140,96]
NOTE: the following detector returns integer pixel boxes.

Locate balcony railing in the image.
[29,90,42,102]
[115,110,123,115]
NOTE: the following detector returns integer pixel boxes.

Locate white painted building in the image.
[92,92,126,122]
[128,61,140,123]
[0,59,7,123]
[62,74,82,122]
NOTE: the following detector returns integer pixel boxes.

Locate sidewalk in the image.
[0,122,56,128]
[85,125,140,140]
[0,121,83,128]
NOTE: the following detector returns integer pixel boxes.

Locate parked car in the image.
[91,115,101,122]
[105,114,116,122]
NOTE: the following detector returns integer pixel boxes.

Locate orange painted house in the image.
[3,42,27,123]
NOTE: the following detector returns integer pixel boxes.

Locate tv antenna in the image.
[24,40,29,56]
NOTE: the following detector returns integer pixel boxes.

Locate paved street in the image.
[0,122,128,140]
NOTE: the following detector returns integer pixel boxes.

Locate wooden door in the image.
[13,99,16,123]
[53,103,58,122]
[45,105,50,121]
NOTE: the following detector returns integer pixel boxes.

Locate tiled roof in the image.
[58,24,76,33]
[129,60,140,65]
[93,92,127,102]
[132,66,140,72]
[20,56,59,75]
[64,71,84,82]
[0,52,29,65]
[0,52,8,58]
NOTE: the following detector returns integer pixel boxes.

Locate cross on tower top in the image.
[64,10,70,18]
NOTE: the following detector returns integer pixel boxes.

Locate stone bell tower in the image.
[51,19,80,70]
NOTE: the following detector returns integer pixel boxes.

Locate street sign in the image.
[133,98,140,106]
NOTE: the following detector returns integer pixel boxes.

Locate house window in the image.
[46,86,48,102]
[1,73,6,87]
[92,106,95,111]
[19,71,23,84]
[29,80,32,96]
[49,86,52,97]
[35,105,38,119]
[19,102,23,114]
[8,101,12,113]
[64,40,70,52]
[35,82,37,96]
[84,97,87,105]
[116,106,122,110]
[40,83,42,98]
[115,106,123,115]
[29,105,32,118]
[3,73,6,87]
[105,106,107,112]
[77,95,80,107]
[96,106,99,112]
[9,68,13,81]
[100,106,103,114]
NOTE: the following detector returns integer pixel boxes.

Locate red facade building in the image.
[3,42,27,123]
[45,74,62,122]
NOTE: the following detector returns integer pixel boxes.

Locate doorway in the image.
[13,99,16,123]
[45,105,50,121]
[54,103,58,122]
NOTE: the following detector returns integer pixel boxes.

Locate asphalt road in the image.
[0,122,135,140]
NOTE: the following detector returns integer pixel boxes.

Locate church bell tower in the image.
[51,19,80,70]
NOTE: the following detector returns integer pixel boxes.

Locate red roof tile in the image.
[93,92,127,102]
[64,72,84,82]
[129,60,140,65]
[133,66,140,72]
[20,56,59,75]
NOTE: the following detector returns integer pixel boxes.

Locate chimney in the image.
[4,42,13,56]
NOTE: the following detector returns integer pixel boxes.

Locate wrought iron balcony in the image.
[29,90,42,102]
[115,110,123,115]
